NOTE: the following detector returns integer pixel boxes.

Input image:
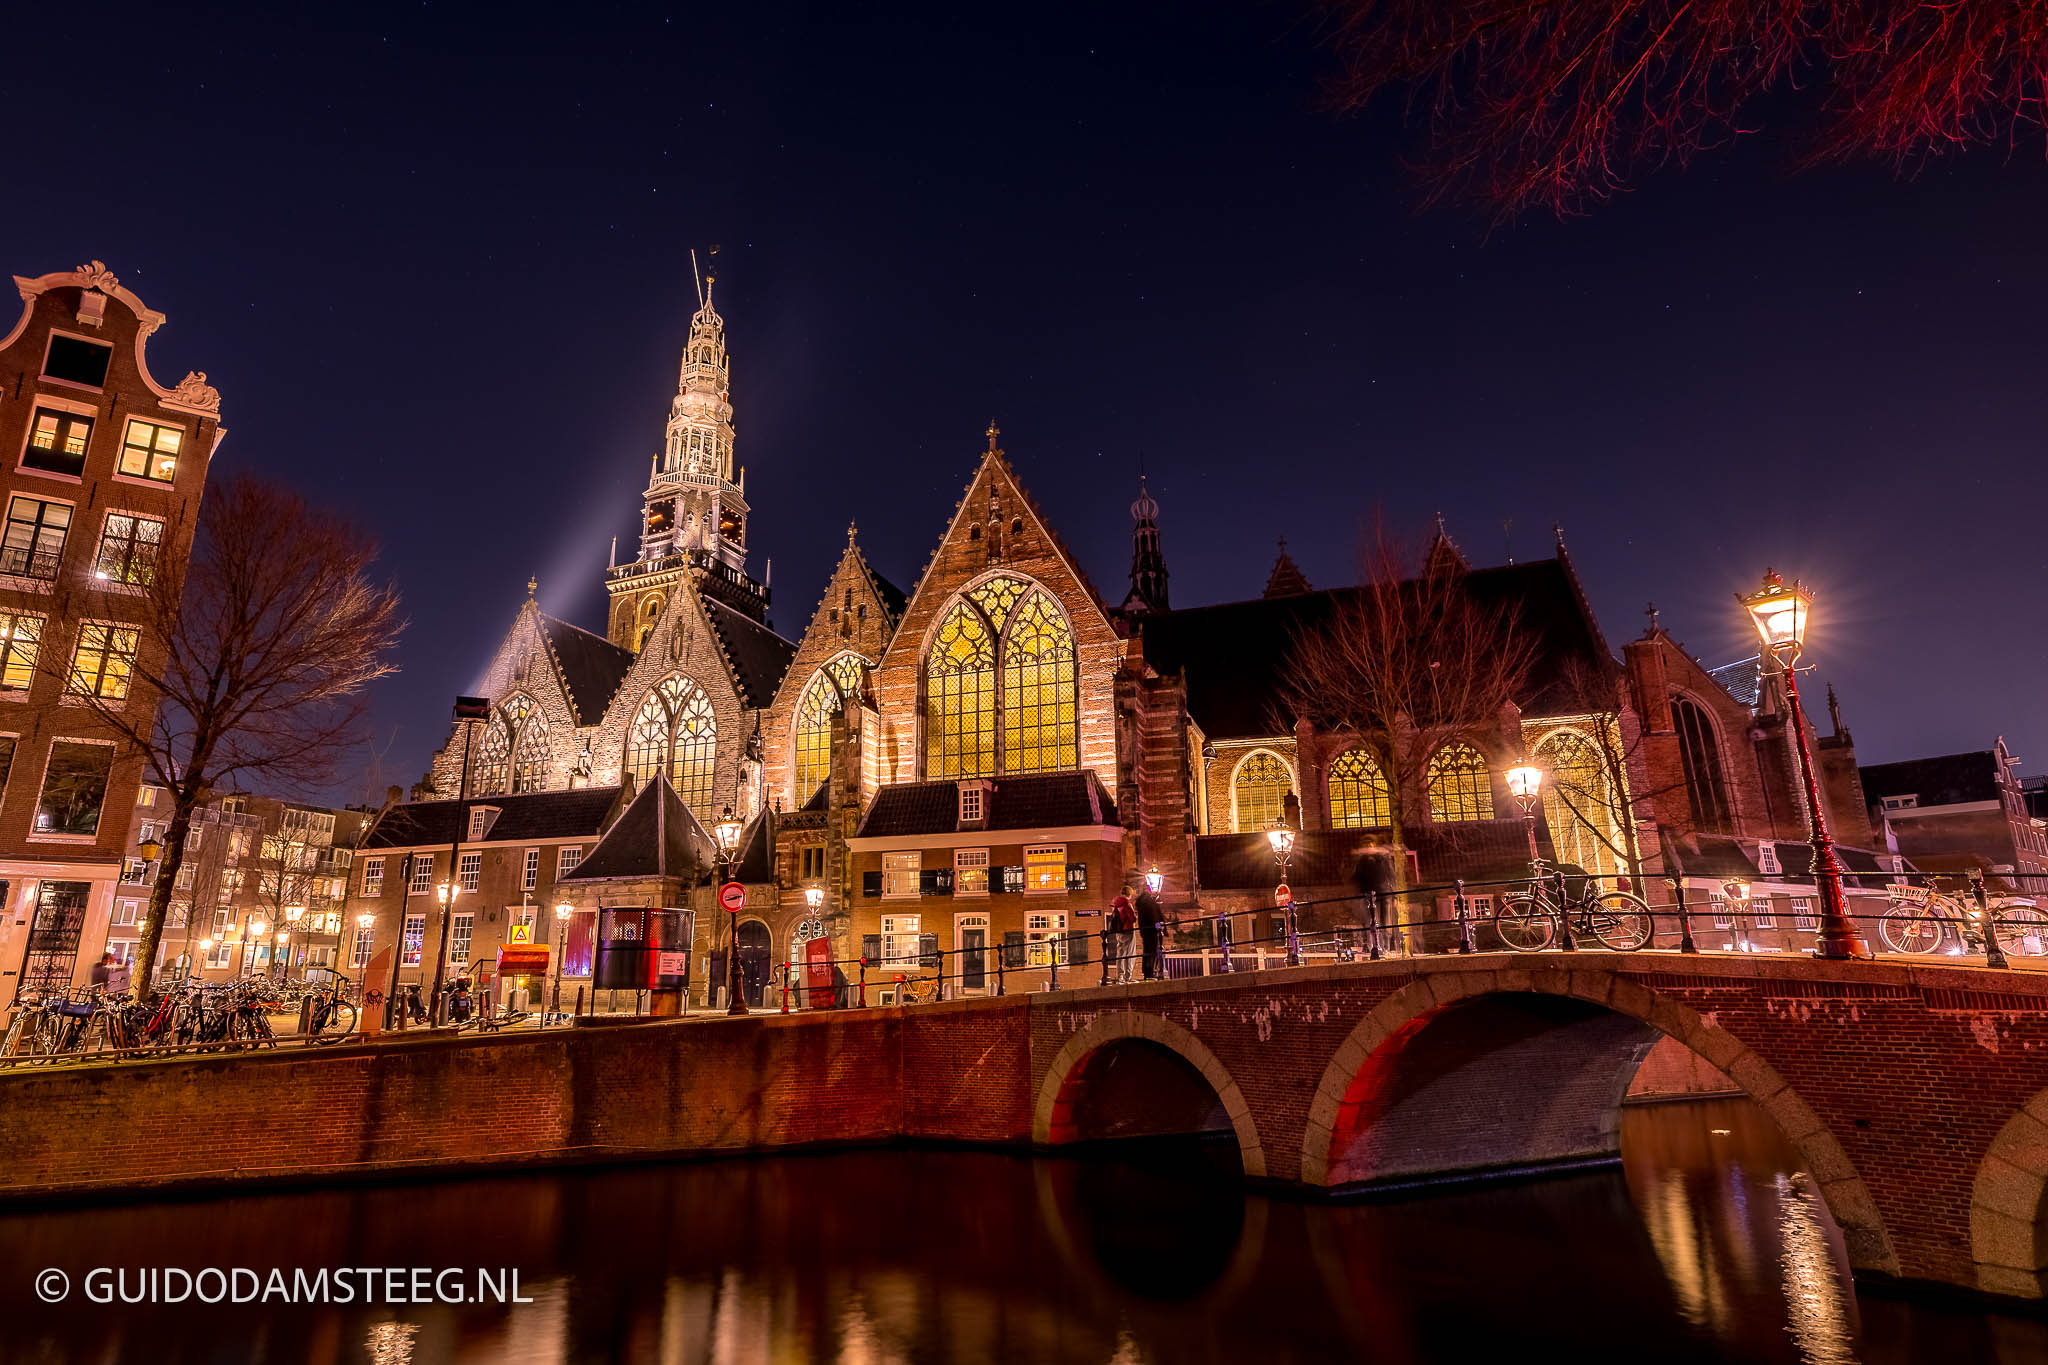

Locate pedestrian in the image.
[89,952,114,990]
[1135,879,1166,981]
[1109,886,1138,983]
[1353,842,1398,957]
[106,954,132,997]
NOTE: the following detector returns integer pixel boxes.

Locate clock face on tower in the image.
[647,499,674,534]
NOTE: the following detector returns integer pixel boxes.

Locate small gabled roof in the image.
[364,786,624,849]
[536,612,636,724]
[856,771,1119,839]
[701,595,798,708]
[1708,656,1763,709]
[559,775,716,882]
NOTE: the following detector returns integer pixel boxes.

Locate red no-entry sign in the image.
[719,881,746,913]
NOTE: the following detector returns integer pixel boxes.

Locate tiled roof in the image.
[703,596,798,707]
[559,776,716,882]
[364,786,624,849]
[1194,821,1554,892]
[1707,656,1762,708]
[536,614,635,724]
[1136,559,1613,741]
[1859,751,2000,808]
[856,771,1119,838]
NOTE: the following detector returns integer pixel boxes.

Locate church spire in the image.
[1263,537,1312,598]
[1120,474,1170,614]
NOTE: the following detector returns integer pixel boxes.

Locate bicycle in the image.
[1877,883,2048,957]
[1494,859,1654,951]
[304,971,359,1046]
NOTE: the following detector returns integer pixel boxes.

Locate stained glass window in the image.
[793,653,869,803]
[624,675,717,811]
[926,602,997,778]
[471,720,512,796]
[1537,730,1622,876]
[1002,592,1076,774]
[1426,742,1494,822]
[1328,747,1391,828]
[967,576,1025,629]
[1233,750,1294,833]
[1672,697,1732,834]
[510,708,549,794]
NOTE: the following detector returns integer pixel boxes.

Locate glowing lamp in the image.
[554,901,572,922]
[1505,763,1543,811]
[276,930,290,944]
[1265,828,1295,859]
[804,885,824,911]
[284,904,306,925]
[137,833,163,862]
[1738,571,1812,659]
[1144,866,1164,895]
[356,912,376,930]
[1722,879,1752,903]
[715,805,744,854]
[248,918,265,938]
[199,937,215,952]
[436,882,457,905]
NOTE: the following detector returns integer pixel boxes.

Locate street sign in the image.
[1274,882,1293,906]
[719,881,746,913]
[508,923,533,944]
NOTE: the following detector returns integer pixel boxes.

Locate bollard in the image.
[1049,945,1059,992]
[1286,900,1302,968]
[1671,878,1698,954]
[1453,880,1474,955]
[780,963,791,1013]
[858,959,868,1009]
[1554,868,1578,951]
[995,949,1006,996]
[574,985,584,1020]
[1975,871,2010,970]
[894,972,905,1004]
[1101,929,1112,986]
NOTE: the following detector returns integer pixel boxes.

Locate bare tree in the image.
[1276,520,1538,887]
[48,474,403,994]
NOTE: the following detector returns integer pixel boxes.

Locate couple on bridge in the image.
[1107,883,1166,983]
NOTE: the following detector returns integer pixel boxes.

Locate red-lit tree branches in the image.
[1317,0,2048,217]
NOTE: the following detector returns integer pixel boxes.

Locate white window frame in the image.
[458,850,482,892]
[112,898,137,927]
[880,913,921,967]
[958,781,988,825]
[523,847,540,891]
[1790,897,1818,931]
[1709,896,1733,930]
[1027,910,1069,966]
[954,847,990,897]
[409,857,433,895]
[450,912,474,965]
[1756,842,1782,876]
[558,846,583,877]
[467,807,491,841]
[883,851,921,900]
[363,856,385,896]
[401,913,426,966]
[1751,901,1777,930]
[1023,843,1067,895]
[350,925,375,968]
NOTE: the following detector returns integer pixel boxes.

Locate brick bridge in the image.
[8,952,2048,1301]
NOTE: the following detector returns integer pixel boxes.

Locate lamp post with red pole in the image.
[1738,571,1869,961]
[715,807,747,1015]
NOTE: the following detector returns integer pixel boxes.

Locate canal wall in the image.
[0,998,1036,1202]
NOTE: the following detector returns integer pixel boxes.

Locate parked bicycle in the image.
[1493,859,1654,951]
[304,971,359,1045]
[1877,883,2048,957]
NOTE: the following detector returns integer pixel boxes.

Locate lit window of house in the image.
[94,512,163,587]
[118,419,183,483]
[881,914,921,966]
[954,848,989,897]
[883,851,921,899]
[458,851,481,891]
[0,613,41,690]
[25,408,94,476]
[1023,844,1066,894]
[1027,911,1069,966]
[362,856,385,896]
[67,623,139,700]
[450,913,474,964]
[401,914,425,965]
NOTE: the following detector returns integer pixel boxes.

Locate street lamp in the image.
[1266,827,1299,966]
[552,901,572,1026]
[1144,866,1164,896]
[1739,571,1869,960]
[715,806,746,1015]
[281,903,306,979]
[138,831,163,863]
[1505,761,1544,862]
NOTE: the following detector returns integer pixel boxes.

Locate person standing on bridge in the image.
[1109,887,1138,983]
[1135,881,1166,980]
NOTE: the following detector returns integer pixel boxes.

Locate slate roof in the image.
[1136,558,1613,741]
[1195,821,1554,892]
[1858,752,2001,808]
[702,595,798,707]
[536,613,636,725]
[558,776,716,882]
[364,786,624,849]
[856,771,1119,838]
[1678,835,1903,887]
[1707,656,1762,708]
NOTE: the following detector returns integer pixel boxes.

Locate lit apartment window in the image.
[350,924,375,968]
[450,913,474,964]
[2,495,70,579]
[409,857,434,895]
[118,419,183,483]
[24,409,93,477]
[0,614,39,690]
[1791,898,1818,931]
[458,851,481,891]
[67,623,139,700]
[94,512,163,587]
[883,851,921,899]
[401,914,425,965]
[362,856,385,896]
[880,913,921,966]
[1023,844,1067,894]
[1027,911,1069,966]
[954,848,989,896]
[523,847,539,890]
[558,846,583,877]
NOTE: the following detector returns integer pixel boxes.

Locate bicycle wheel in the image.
[1993,906,2048,957]
[308,999,358,1045]
[1588,893,1654,951]
[1878,904,1942,954]
[1494,895,1556,951]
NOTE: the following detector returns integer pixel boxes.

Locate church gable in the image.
[423,598,583,798]
[869,432,1127,794]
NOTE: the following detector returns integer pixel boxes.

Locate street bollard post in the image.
[1975,871,2010,970]
[1554,868,1578,951]
[1671,877,1698,954]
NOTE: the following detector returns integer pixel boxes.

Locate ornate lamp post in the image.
[1739,571,1868,960]
[1266,827,1299,966]
[1143,866,1163,896]
[551,901,572,1026]
[1505,761,1544,862]
[715,807,747,1016]
[431,882,460,1021]
[280,903,306,979]
[244,918,265,979]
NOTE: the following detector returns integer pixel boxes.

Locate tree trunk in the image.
[133,788,201,998]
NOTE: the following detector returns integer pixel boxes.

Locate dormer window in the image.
[1756,842,1782,876]
[958,780,990,827]
[1882,794,1918,811]
[467,805,500,841]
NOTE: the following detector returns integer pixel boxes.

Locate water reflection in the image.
[0,1101,2041,1363]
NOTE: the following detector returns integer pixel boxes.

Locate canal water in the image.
[1,1098,2041,1363]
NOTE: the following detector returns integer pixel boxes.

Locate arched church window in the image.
[1001,592,1076,774]
[471,719,512,797]
[923,576,1079,780]
[624,675,718,811]
[510,706,550,794]
[793,654,870,803]
[1671,697,1732,834]
[1536,729,1621,875]
[1328,747,1391,828]
[1232,750,1295,833]
[925,601,997,778]
[1426,742,1494,822]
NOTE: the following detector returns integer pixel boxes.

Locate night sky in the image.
[8,2,2045,802]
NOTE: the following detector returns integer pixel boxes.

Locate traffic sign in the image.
[719,881,746,913]
[1274,882,1293,906]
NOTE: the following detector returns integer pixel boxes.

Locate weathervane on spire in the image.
[527,575,538,600]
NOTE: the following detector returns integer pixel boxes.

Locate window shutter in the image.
[861,933,881,964]
[919,869,941,896]
[919,933,940,968]
[862,871,882,898]
[935,868,954,895]
[1002,931,1027,968]
[1065,929,1089,964]
[1065,863,1087,892]
[1000,865,1025,894]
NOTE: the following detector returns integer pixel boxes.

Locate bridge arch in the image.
[1296,968,1899,1276]
[1034,1011,1266,1178]
[1970,1093,2048,1297]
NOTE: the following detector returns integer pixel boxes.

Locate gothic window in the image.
[1672,696,1732,834]
[624,675,717,811]
[1426,742,1494,822]
[472,694,546,796]
[1328,747,1391,829]
[924,576,1079,780]
[471,718,512,796]
[1001,592,1077,775]
[510,707,550,794]
[1537,729,1621,876]
[793,653,870,803]
[1232,750,1295,833]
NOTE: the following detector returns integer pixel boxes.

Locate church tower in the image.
[1120,474,1170,614]
[606,272,772,650]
